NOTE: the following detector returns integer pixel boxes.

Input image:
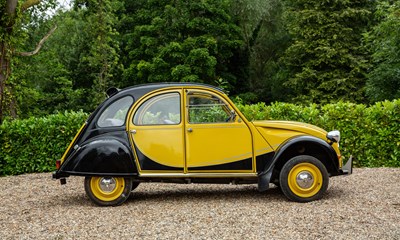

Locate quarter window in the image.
[97,96,134,127]
[134,93,181,125]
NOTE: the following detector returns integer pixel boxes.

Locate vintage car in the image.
[53,83,352,206]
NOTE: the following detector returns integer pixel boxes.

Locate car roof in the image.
[112,82,225,101]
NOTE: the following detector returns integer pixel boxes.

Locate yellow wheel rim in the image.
[90,177,125,202]
[288,163,323,198]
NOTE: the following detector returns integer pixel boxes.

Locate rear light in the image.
[56,160,61,169]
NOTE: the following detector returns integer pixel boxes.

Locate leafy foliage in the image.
[230,0,290,103]
[1,100,399,176]
[119,0,242,88]
[365,2,400,102]
[237,99,400,167]
[0,111,88,175]
[281,0,372,103]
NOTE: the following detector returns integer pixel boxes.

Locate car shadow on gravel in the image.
[48,185,287,207]
[48,184,346,207]
[126,185,287,204]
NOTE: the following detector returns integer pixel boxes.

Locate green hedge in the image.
[0,100,399,176]
[237,99,400,167]
[0,111,89,175]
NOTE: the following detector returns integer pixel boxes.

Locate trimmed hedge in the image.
[0,100,399,176]
[0,111,89,176]
[237,99,400,167]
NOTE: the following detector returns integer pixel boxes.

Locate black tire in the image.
[279,155,329,202]
[84,176,132,206]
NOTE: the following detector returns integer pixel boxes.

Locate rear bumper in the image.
[52,171,69,179]
[338,155,353,175]
[52,171,69,185]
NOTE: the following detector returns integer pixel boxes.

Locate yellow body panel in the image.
[253,120,341,164]
[131,126,185,169]
[255,127,303,150]
[253,120,327,141]
[185,122,253,170]
[128,89,185,170]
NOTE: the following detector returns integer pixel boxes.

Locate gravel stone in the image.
[0,168,399,239]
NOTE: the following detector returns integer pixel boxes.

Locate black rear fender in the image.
[59,135,138,176]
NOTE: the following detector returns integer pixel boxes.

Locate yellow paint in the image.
[185,121,253,169]
[132,126,185,168]
[253,120,328,142]
[287,162,323,198]
[60,123,86,164]
[255,127,303,150]
[128,89,185,170]
[124,85,342,175]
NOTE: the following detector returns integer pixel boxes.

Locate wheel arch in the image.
[258,135,339,191]
[59,134,138,176]
[271,136,339,179]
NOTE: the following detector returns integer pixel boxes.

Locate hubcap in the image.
[288,162,323,198]
[90,176,125,202]
[296,171,314,189]
[99,177,117,193]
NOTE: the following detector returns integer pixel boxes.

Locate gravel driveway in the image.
[0,168,399,239]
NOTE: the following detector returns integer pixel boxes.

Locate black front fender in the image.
[258,135,339,191]
[269,135,339,173]
[58,136,137,177]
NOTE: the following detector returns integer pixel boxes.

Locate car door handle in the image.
[187,128,193,133]
[130,130,137,134]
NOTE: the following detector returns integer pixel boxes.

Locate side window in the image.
[133,93,181,125]
[97,96,134,127]
[188,92,232,124]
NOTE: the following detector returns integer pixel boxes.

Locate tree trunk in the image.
[0,42,10,124]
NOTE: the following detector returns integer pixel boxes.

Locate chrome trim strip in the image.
[139,172,257,178]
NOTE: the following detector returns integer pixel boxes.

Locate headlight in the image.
[327,130,340,144]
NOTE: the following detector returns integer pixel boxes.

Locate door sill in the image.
[138,172,257,178]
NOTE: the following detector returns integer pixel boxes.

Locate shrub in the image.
[0,100,399,176]
[0,111,88,176]
[237,99,400,167]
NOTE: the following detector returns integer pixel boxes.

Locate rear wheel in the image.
[279,155,329,202]
[84,176,132,206]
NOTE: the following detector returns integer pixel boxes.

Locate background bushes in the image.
[0,111,89,176]
[0,100,399,176]
[237,99,400,167]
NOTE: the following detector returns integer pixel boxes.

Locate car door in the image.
[128,90,184,172]
[184,89,254,173]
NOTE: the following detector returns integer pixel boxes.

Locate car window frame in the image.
[133,92,182,126]
[186,91,234,124]
[96,96,134,128]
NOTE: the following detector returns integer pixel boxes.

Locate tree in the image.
[281,0,372,103]
[0,0,56,123]
[13,0,122,117]
[119,0,242,90]
[365,1,400,102]
[230,0,290,103]
[75,0,122,106]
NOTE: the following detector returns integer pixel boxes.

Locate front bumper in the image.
[339,155,353,175]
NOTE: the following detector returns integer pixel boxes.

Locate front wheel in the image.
[279,155,329,202]
[84,176,132,206]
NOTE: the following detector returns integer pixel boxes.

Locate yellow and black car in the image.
[53,83,352,206]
